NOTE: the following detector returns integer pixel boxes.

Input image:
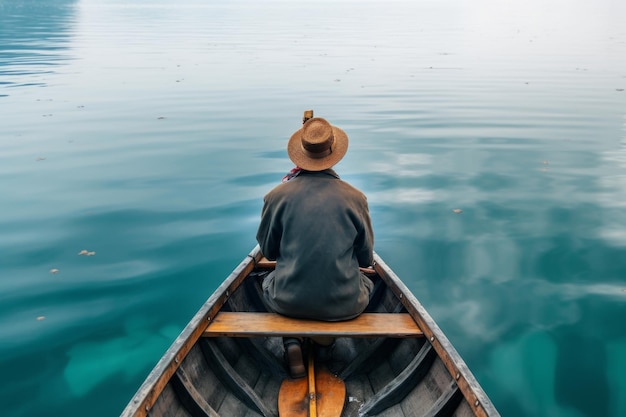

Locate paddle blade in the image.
[315,367,346,417]
[278,377,309,417]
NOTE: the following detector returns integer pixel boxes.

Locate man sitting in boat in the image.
[256,115,375,378]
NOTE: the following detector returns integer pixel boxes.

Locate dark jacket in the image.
[256,169,374,321]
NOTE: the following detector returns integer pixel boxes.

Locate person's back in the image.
[257,168,373,321]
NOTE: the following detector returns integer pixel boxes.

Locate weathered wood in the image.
[203,312,423,338]
[200,339,277,417]
[171,365,220,417]
[238,337,289,378]
[422,379,463,417]
[359,343,436,415]
[121,247,500,417]
[148,384,192,417]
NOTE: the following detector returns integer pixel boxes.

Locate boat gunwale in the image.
[373,253,500,417]
[119,246,262,417]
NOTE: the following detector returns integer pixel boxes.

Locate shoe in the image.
[284,338,306,379]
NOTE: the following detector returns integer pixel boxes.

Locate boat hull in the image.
[120,246,499,417]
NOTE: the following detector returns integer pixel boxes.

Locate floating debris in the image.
[334,79,341,82]
[542,160,549,165]
[617,89,624,92]
[37,316,46,321]
[36,157,46,161]
[157,116,166,120]
[87,251,96,256]
[78,249,95,256]
[452,208,463,214]
[50,268,59,274]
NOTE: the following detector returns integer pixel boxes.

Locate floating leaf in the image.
[452,209,463,214]
[87,251,96,256]
[50,268,59,274]
[37,316,46,321]
[78,250,89,255]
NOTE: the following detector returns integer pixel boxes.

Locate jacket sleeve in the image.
[256,195,281,260]
[354,196,374,267]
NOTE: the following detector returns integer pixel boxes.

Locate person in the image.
[256,116,375,378]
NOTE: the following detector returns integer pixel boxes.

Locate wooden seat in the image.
[202,312,423,338]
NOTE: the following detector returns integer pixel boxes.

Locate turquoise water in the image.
[1,0,625,416]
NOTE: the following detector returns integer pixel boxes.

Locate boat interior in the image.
[147,267,477,417]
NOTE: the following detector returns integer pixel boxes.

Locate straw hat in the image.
[287,117,349,171]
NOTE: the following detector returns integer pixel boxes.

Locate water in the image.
[1,0,625,416]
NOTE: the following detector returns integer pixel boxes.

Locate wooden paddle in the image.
[278,347,346,417]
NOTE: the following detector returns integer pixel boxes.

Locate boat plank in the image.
[339,339,397,379]
[181,342,229,409]
[200,339,277,417]
[171,366,220,417]
[343,373,375,416]
[420,380,463,417]
[360,343,436,415]
[148,384,193,417]
[203,312,423,338]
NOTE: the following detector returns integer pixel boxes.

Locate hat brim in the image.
[287,125,349,171]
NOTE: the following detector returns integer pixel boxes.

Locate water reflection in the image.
[0,0,77,94]
[1,0,625,416]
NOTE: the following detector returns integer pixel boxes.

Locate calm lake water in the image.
[1,0,625,416]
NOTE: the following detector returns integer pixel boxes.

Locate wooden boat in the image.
[120,245,499,417]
